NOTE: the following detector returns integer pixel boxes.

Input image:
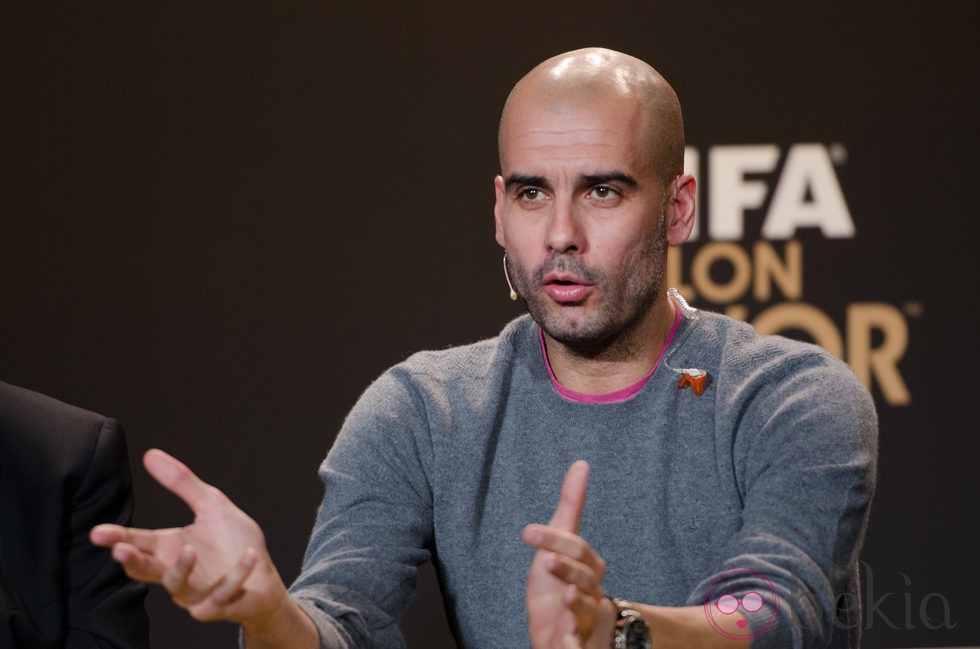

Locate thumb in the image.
[143,448,221,515]
[549,460,590,533]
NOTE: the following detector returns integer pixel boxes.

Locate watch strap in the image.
[610,597,650,649]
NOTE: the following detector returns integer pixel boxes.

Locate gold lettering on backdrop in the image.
[753,240,802,302]
[691,243,752,303]
[752,303,844,358]
[667,242,913,406]
[847,303,911,406]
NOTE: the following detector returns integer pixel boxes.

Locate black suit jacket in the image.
[0,381,150,648]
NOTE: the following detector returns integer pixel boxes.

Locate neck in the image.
[543,295,678,395]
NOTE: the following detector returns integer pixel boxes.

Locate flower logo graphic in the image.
[703,568,780,640]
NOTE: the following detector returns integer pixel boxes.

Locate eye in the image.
[588,185,621,204]
[516,187,548,205]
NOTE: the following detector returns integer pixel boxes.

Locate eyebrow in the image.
[503,171,639,191]
[504,174,549,190]
[582,172,638,187]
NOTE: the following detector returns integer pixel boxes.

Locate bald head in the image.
[498,48,684,183]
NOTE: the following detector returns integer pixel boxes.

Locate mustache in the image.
[532,255,604,284]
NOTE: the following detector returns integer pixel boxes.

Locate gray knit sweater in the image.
[289,307,878,649]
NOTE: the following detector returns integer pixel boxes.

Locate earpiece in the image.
[503,253,518,301]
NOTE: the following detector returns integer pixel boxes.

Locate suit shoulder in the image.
[0,381,119,470]
[0,380,108,429]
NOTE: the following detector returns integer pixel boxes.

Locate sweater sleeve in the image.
[689,348,878,649]
[288,367,436,649]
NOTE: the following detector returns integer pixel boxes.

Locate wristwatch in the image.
[611,598,651,649]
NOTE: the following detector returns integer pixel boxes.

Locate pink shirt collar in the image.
[539,307,683,404]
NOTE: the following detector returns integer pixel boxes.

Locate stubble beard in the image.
[510,209,668,356]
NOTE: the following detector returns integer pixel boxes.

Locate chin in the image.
[533,298,658,353]
[537,312,617,349]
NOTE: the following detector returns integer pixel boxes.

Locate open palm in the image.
[90,449,288,623]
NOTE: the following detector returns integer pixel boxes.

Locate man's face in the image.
[494,93,670,349]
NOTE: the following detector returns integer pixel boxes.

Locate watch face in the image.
[624,614,651,649]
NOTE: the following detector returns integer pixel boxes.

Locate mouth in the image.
[542,274,594,304]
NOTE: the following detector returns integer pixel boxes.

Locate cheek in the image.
[588,208,662,264]
[595,234,650,270]
[500,218,544,258]
[498,226,536,276]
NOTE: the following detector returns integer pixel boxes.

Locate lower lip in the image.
[544,283,592,303]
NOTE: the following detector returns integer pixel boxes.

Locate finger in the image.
[110,542,169,584]
[143,448,223,515]
[545,553,603,598]
[90,523,178,553]
[209,548,258,606]
[90,523,128,547]
[549,460,589,533]
[560,630,583,649]
[161,545,197,601]
[185,549,259,622]
[564,584,600,637]
[522,525,606,576]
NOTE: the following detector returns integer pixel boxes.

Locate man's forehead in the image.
[502,91,643,137]
[499,101,651,173]
[499,130,654,182]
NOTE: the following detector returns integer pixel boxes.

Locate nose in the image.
[545,197,583,254]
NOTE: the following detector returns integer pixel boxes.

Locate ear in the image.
[665,173,696,246]
[493,175,507,248]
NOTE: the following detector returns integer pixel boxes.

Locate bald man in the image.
[91,48,877,649]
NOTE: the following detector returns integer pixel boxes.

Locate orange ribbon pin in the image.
[676,369,708,396]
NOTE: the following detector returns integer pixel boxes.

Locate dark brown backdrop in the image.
[2,2,977,648]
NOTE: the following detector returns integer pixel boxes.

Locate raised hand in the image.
[89,449,290,626]
[523,461,613,649]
